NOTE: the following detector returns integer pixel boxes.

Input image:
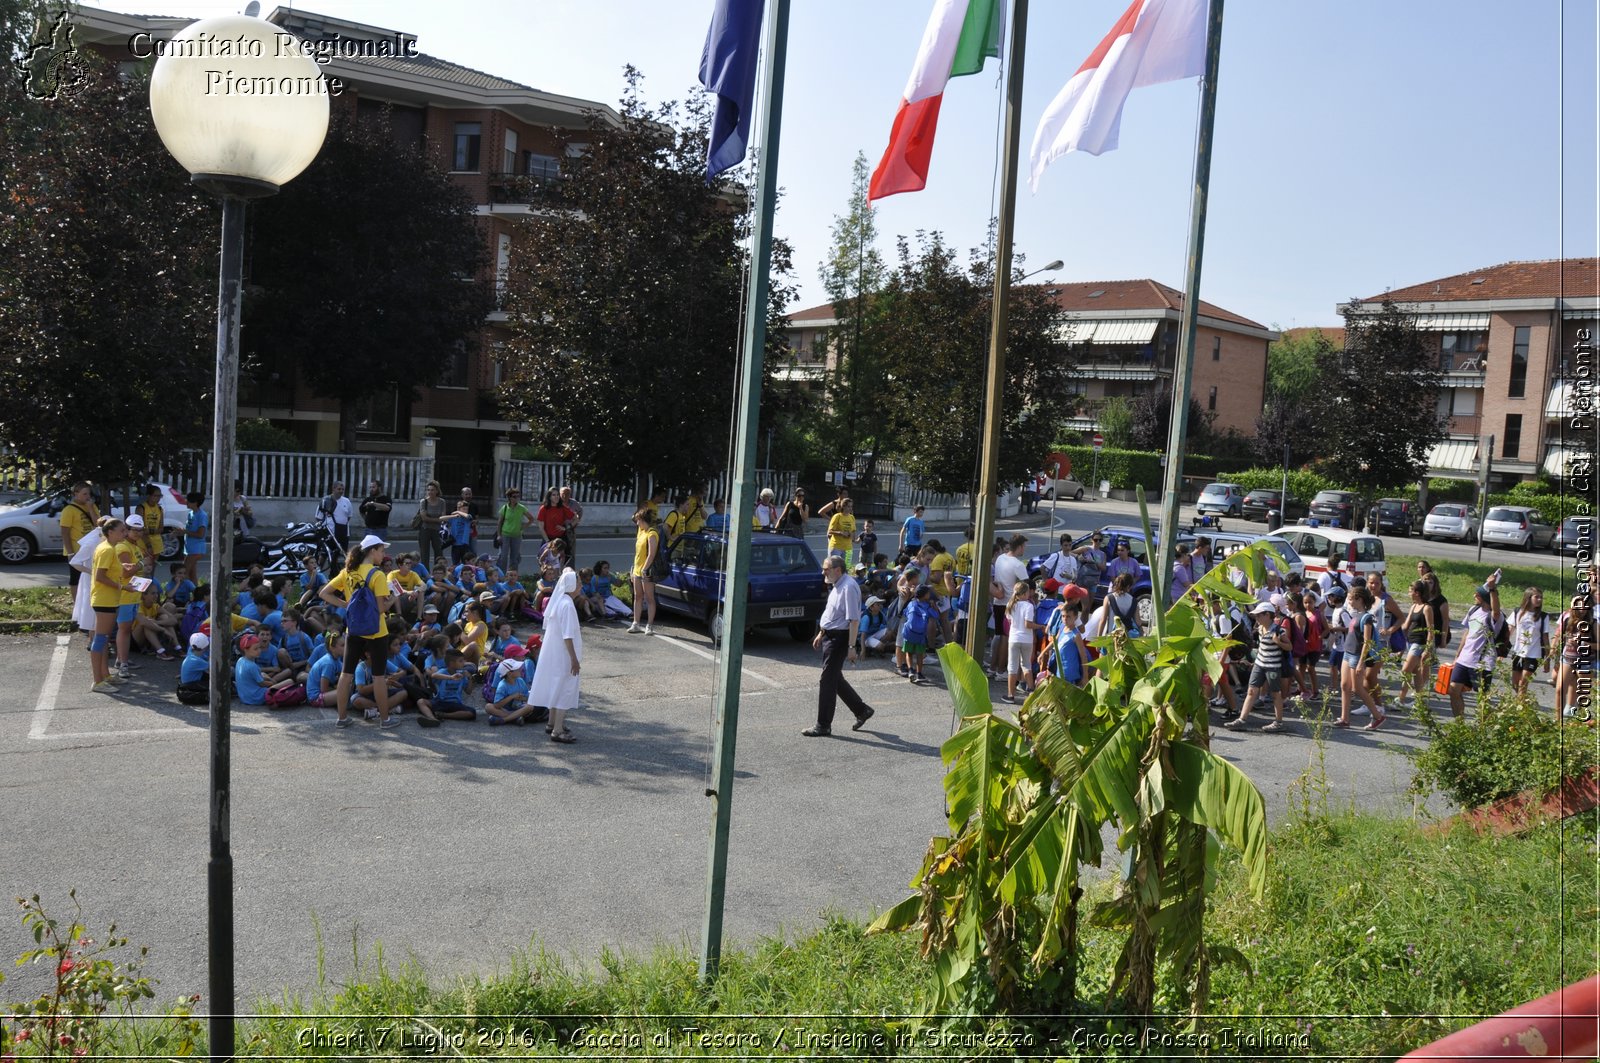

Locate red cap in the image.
[1063,585,1090,602]
[1042,578,1063,594]
[238,634,260,650]
[503,643,527,659]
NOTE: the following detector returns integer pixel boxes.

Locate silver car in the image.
[1422,503,1478,543]
[1196,482,1243,517]
[1480,506,1556,551]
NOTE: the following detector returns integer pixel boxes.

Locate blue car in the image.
[1029,524,1193,631]
[653,531,828,644]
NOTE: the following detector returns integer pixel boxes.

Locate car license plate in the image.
[770,605,804,619]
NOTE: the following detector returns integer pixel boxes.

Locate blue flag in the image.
[699,0,763,183]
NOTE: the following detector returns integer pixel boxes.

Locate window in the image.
[500,129,518,174]
[1211,336,1221,362]
[1207,385,1217,411]
[1503,413,1522,458]
[1450,389,1477,416]
[437,342,470,389]
[452,122,481,171]
[1440,331,1486,371]
[495,233,511,303]
[1352,537,1385,564]
[1299,533,1330,559]
[526,153,560,180]
[1509,325,1529,397]
[354,386,400,436]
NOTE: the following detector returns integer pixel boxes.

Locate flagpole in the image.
[963,0,1029,664]
[1155,0,1224,598]
[700,0,790,983]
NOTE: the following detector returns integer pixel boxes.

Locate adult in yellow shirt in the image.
[87,518,132,692]
[954,524,975,578]
[684,486,708,535]
[826,499,857,567]
[138,485,166,561]
[59,482,99,590]
[629,510,659,634]
[663,496,693,545]
[112,514,150,677]
[928,538,958,642]
[318,533,397,728]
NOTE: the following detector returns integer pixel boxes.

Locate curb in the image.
[0,619,76,633]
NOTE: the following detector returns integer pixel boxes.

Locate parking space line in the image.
[646,633,783,688]
[27,634,70,740]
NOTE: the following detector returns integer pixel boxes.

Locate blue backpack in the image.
[345,569,382,638]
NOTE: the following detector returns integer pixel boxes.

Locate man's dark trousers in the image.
[817,628,870,731]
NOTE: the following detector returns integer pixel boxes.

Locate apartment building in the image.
[1344,258,1599,488]
[783,278,1275,437]
[72,5,623,485]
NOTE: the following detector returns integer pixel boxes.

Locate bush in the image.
[1050,445,1255,491]
[235,418,301,452]
[1427,478,1476,503]
[1409,695,1597,809]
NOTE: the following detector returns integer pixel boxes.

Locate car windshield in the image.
[1377,501,1403,512]
[751,541,816,573]
[1486,508,1521,522]
[1313,491,1347,504]
[1260,537,1302,566]
[1564,517,1594,531]
[1245,490,1276,501]
[1431,505,1465,517]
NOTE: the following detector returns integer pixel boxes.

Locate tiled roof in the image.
[1281,326,1345,349]
[1368,258,1600,303]
[785,278,1269,331]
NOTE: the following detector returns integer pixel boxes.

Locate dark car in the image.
[652,531,827,645]
[1240,488,1306,525]
[1553,516,1595,556]
[1309,490,1363,529]
[1365,497,1416,537]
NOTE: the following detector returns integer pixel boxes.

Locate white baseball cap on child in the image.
[358,533,389,551]
[189,632,210,650]
[125,513,145,528]
[502,658,525,672]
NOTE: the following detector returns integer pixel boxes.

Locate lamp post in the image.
[149,14,328,1060]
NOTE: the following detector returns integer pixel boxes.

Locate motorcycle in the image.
[231,519,341,578]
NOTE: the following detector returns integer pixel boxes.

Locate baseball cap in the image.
[1475,584,1491,601]
[189,632,210,650]
[358,533,389,551]
[502,657,525,672]
[1270,592,1286,612]
[1327,586,1347,601]
[238,634,261,649]
[1042,578,1062,594]
[423,605,440,615]
[125,513,144,528]
[1063,585,1090,602]
[479,591,495,602]
[503,643,527,659]
[864,595,885,608]
[1251,601,1276,615]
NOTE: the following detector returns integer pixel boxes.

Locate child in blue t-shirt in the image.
[306,633,344,707]
[855,521,879,569]
[164,563,196,610]
[900,586,939,685]
[1043,599,1087,685]
[417,648,479,727]
[180,633,210,685]
[353,652,409,719]
[412,605,442,646]
[234,635,272,706]
[486,657,532,725]
[705,499,730,534]
[183,496,208,583]
[274,611,316,682]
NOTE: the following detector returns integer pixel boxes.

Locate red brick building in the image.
[1345,258,1599,487]
[73,5,623,479]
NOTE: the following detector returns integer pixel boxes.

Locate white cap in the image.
[358,533,389,551]
[502,657,525,672]
[189,632,210,650]
[125,513,145,528]
[1251,601,1276,615]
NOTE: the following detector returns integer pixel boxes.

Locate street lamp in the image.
[149,13,327,1060]
[1021,258,1064,282]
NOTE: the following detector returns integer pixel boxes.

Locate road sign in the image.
[1092,432,1104,451]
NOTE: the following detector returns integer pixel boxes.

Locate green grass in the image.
[1386,552,1579,609]
[19,812,1586,1060]
[0,586,73,622]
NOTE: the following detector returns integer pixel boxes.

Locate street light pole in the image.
[149,16,328,1059]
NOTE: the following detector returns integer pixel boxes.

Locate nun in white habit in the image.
[70,522,107,633]
[528,567,582,742]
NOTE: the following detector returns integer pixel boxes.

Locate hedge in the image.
[1052,445,1254,491]
[1484,491,1590,525]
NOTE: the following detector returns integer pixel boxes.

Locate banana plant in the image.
[870,495,1271,1019]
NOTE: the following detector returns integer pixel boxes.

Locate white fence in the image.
[497,460,798,510]
[155,450,434,502]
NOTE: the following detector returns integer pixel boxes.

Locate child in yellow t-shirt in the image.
[826,499,857,568]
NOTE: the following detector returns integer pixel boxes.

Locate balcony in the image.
[1438,352,1486,388]
[1069,354,1165,381]
[1446,414,1481,436]
[486,171,563,208]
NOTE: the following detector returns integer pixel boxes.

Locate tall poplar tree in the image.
[817,151,886,465]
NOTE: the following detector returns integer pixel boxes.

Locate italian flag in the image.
[1029,0,1207,191]
[868,0,1003,202]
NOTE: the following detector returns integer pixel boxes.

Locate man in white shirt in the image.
[990,534,1031,674]
[319,482,353,551]
[804,556,874,737]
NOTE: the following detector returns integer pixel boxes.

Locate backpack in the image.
[176,679,209,705]
[180,602,207,646]
[647,529,671,582]
[345,569,382,638]
[264,684,307,708]
[1492,612,1511,659]
[1384,597,1407,653]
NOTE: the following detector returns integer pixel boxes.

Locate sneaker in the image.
[92,679,118,694]
[155,649,176,662]
[116,663,131,681]
[627,624,642,633]
[364,708,379,721]
[896,666,910,678]
[642,625,654,635]
[1563,704,1578,718]
[334,716,354,729]
[915,672,929,685]
[908,673,918,684]
[1352,705,1370,717]
[105,672,126,685]
[1208,696,1226,708]
[999,694,1016,704]
[379,716,402,729]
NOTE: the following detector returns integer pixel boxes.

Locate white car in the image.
[1042,474,1087,501]
[1270,524,1387,578]
[1422,503,1477,543]
[0,483,190,563]
[1480,506,1557,551]
[1196,482,1244,517]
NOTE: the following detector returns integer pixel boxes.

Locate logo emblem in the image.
[19,8,86,101]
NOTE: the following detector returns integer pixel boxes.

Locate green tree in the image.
[1322,299,1447,491]
[874,234,1071,493]
[1266,327,1333,403]
[817,150,887,464]
[1097,396,1135,449]
[244,110,493,453]
[1254,326,1332,466]
[496,69,796,489]
[0,49,215,488]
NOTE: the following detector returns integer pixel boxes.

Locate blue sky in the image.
[97,0,1598,329]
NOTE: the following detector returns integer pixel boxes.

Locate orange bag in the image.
[1432,662,1452,696]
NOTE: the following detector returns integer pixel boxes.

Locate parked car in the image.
[652,531,827,644]
[1480,506,1557,551]
[1308,490,1364,529]
[1239,488,1306,525]
[1039,525,1192,632]
[1365,497,1417,537]
[1271,524,1387,578]
[0,482,187,564]
[1202,531,1306,580]
[1422,502,1478,543]
[1042,474,1087,501]
[1553,516,1596,555]
[1196,482,1244,517]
